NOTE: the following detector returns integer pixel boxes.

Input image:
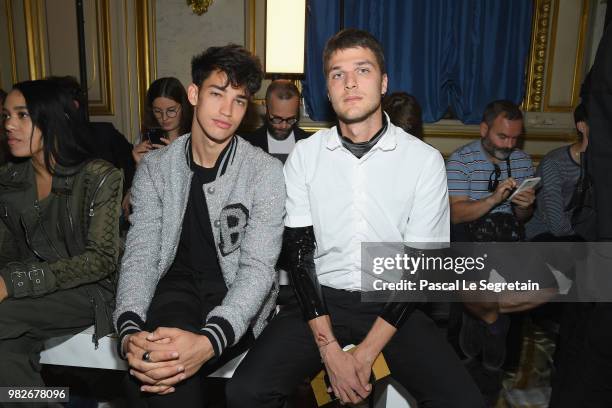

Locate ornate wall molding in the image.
[23,0,47,79]
[5,0,17,84]
[187,0,215,16]
[134,0,156,126]
[89,0,115,116]
[543,0,590,112]
[524,0,552,111]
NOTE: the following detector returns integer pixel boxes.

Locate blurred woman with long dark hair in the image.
[0,79,122,386]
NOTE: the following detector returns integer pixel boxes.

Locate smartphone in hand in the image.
[509,177,541,200]
[143,128,164,146]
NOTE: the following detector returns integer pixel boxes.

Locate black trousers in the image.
[550,303,612,407]
[227,286,484,408]
[127,274,252,408]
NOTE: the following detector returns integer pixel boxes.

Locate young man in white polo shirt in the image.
[227,29,483,408]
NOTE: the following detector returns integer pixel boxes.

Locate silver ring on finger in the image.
[142,351,151,362]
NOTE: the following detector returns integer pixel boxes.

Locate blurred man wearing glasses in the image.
[247,80,309,163]
[447,100,536,232]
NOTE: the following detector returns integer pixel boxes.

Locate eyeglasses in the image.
[268,114,297,125]
[153,105,181,119]
[487,159,513,192]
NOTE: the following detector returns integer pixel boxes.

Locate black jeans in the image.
[127,273,252,408]
[227,286,484,408]
[550,303,612,407]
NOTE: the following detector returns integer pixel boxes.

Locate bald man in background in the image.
[247,80,309,163]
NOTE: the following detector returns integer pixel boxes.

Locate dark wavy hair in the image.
[383,92,424,140]
[191,44,263,96]
[574,103,588,141]
[12,80,93,174]
[45,75,87,121]
[574,103,588,125]
[144,77,193,134]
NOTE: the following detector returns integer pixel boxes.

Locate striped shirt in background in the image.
[446,139,535,215]
[525,146,580,239]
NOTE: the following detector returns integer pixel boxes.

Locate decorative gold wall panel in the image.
[88,0,115,115]
[524,0,552,111]
[5,0,17,84]
[543,0,590,112]
[24,0,47,79]
[134,0,156,125]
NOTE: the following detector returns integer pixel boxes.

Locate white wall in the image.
[155,0,245,87]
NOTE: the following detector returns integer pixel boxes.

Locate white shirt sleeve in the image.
[283,142,313,227]
[403,151,450,244]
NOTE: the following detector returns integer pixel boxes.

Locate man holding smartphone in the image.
[114,44,285,407]
[446,100,536,234]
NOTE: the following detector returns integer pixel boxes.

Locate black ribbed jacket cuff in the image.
[200,316,234,357]
[116,311,145,359]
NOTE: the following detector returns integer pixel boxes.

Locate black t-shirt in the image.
[162,141,229,308]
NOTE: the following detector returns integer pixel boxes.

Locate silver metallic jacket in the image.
[114,134,286,352]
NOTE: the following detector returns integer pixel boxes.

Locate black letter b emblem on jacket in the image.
[218,203,249,256]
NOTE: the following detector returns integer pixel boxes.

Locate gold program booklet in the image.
[310,344,391,407]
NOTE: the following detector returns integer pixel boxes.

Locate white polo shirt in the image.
[284,119,450,291]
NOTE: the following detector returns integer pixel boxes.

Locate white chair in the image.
[41,327,414,406]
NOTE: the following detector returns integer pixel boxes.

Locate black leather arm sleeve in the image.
[378,246,424,329]
[278,226,328,321]
[379,301,420,329]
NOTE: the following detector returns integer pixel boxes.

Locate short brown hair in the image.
[322,29,386,77]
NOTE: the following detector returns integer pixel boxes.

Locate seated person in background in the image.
[526,103,590,241]
[0,80,122,387]
[132,77,193,165]
[382,91,424,140]
[113,44,285,407]
[48,75,135,197]
[446,100,536,241]
[445,100,538,403]
[126,77,194,220]
[246,79,309,163]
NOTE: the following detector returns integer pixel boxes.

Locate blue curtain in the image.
[302,0,533,124]
[448,1,534,123]
[302,0,340,122]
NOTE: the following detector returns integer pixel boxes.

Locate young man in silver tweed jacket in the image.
[113,44,285,406]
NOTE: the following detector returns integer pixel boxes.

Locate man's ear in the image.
[187,83,199,106]
[480,122,488,138]
[381,73,388,95]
